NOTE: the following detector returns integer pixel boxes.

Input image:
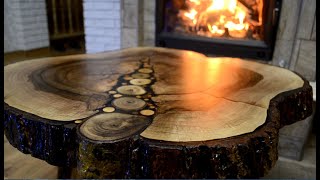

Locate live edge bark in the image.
[4,104,78,167]
[4,78,312,178]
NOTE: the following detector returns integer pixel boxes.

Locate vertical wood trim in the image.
[67,0,73,33]
[74,0,80,33]
[51,0,58,35]
[60,0,66,34]
[79,0,84,33]
[46,0,84,39]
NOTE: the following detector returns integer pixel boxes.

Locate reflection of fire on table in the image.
[165,0,263,39]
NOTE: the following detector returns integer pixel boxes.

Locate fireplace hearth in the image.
[155,0,282,60]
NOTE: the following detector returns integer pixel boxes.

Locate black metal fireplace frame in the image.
[155,0,282,61]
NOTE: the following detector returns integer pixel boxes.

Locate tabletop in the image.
[4,47,313,178]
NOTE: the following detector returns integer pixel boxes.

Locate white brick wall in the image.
[4,0,49,53]
[20,0,49,51]
[4,0,25,52]
[83,0,121,53]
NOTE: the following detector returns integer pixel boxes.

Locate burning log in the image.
[247,18,261,26]
[4,47,313,178]
[237,0,253,14]
[228,28,248,38]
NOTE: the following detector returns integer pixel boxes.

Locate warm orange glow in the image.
[207,0,237,13]
[189,0,201,5]
[219,15,226,23]
[225,21,246,31]
[184,8,198,24]
[207,24,225,36]
[179,0,261,38]
[180,51,246,98]
[184,9,198,20]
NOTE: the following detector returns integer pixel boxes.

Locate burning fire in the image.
[178,0,260,38]
[184,9,198,24]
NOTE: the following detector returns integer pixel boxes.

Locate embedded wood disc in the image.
[138,68,153,74]
[129,78,152,85]
[112,97,146,111]
[123,75,133,81]
[131,73,150,79]
[74,120,83,124]
[116,85,146,95]
[102,107,115,113]
[79,113,150,141]
[113,94,123,98]
[108,91,117,94]
[140,109,155,116]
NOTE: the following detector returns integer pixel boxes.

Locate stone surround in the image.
[120,0,155,48]
[274,0,316,81]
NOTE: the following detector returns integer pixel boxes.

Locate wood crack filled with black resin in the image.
[4,47,313,178]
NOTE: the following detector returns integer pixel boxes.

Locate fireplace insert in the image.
[155,0,281,60]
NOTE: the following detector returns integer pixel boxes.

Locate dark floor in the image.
[4,46,85,66]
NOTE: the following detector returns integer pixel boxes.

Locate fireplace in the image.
[155,0,282,60]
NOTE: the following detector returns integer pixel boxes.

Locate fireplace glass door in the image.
[156,0,281,60]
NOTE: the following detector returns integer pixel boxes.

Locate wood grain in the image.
[4,54,141,121]
[142,56,304,141]
[80,113,151,141]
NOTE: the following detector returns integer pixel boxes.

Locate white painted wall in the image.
[4,0,49,53]
[83,0,121,53]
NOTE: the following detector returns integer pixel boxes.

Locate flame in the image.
[207,0,237,13]
[181,0,257,38]
[189,0,201,5]
[184,8,198,24]
[225,5,249,31]
[207,24,225,35]
[219,15,226,23]
[206,0,249,33]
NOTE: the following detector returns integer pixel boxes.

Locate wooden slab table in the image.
[4,47,313,179]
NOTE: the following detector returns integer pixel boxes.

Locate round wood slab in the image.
[4,47,313,178]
